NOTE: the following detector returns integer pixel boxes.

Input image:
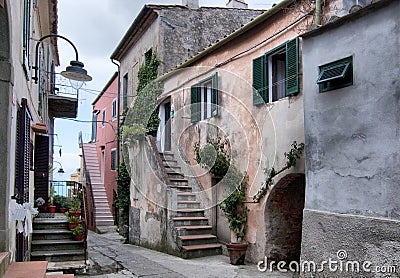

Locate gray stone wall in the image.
[158,6,263,74]
[301,1,400,276]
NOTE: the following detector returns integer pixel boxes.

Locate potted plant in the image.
[67,215,81,230]
[61,198,72,213]
[48,188,56,213]
[71,224,85,241]
[219,174,249,265]
[69,198,81,217]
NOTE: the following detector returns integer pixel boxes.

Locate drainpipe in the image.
[315,0,322,26]
[111,59,121,167]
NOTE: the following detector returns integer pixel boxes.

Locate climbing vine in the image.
[194,137,230,177]
[253,141,305,202]
[116,163,131,225]
[122,51,162,140]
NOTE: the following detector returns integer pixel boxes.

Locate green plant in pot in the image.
[48,188,56,213]
[194,137,249,265]
[71,224,85,241]
[67,215,81,230]
[219,174,249,265]
[69,197,81,218]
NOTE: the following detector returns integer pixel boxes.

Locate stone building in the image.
[300,0,400,276]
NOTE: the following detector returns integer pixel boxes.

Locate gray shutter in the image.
[191,86,201,123]
[211,73,218,117]
[286,37,299,96]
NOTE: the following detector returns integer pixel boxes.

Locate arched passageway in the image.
[264,173,305,263]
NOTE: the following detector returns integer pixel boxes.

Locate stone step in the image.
[47,260,86,273]
[174,209,204,217]
[177,201,201,209]
[178,234,217,246]
[168,185,192,192]
[159,152,174,160]
[166,171,185,179]
[177,193,197,201]
[162,159,178,167]
[32,239,84,251]
[164,165,181,171]
[31,250,85,262]
[32,229,73,240]
[33,219,68,230]
[169,178,188,185]
[172,217,209,226]
[175,225,213,236]
[96,220,115,226]
[181,243,222,259]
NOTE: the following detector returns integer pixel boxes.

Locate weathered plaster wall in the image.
[301,1,400,276]
[127,137,176,251]
[161,3,308,263]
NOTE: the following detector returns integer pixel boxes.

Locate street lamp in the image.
[52,161,65,176]
[33,34,92,88]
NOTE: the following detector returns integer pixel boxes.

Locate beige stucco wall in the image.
[4,0,56,260]
[160,6,308,262]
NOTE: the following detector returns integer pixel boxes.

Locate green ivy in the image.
[253,141,305,202]
[122,52,162,140]
[194,137,230,177]
[116,163,131,225]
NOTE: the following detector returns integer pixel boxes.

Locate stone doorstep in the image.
[181,243,222,251]
[4,261,48,278]
[47,260,86,272]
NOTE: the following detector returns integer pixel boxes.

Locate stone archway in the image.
[0,0,12,252]
[264,173,305,263]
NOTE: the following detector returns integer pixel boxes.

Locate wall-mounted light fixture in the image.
[33,34,92,88]
[52,161,65,175]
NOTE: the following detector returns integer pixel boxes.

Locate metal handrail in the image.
[79,131,96,209]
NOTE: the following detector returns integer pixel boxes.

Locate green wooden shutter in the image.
[211,73,218,117]
[252,55,268,105]
[191,86,201,123]
[286,37,299,96]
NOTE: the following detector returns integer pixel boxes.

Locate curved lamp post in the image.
[33,34,92,85]
[52,161,65,175]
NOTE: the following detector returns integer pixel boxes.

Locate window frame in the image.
[317,56,353,93]
[22,0,32,79]
[190,73,218,123]
[252,38,299,105]
[122,73,128,111]
[111,148,117,171]
[101,109,106,128]
[112,98,117,120]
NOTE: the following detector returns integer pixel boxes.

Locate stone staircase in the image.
[82,143,115,231]
[160,152,222,259]
[31,214,85,273]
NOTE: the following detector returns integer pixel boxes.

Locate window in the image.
[317,56,353,92]
[112,99,117,120]
[145,49,153,65]
[91,112,98,142]
[123,74,128,110]
[190,73,218,123]
[111,149,117,171]
[252,38,299,105]
[102,109,106,127]
[22,0,31,78]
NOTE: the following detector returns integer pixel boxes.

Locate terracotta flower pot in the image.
[68,221,82,230]
[59,207,68,213]
[75,233,85,241]
[69,210,81,218]
[226,243,248,265]
[48,205,56,213]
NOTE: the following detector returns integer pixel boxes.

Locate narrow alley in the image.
[77,231,295,278]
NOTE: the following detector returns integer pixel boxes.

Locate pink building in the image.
[81,72,118,231]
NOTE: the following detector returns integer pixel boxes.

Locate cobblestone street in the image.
[77,231,296,278]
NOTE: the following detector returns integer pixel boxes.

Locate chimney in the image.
[182,0,199,9]
[226,0,248,8]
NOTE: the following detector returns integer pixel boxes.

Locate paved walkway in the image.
[77,230,296,278]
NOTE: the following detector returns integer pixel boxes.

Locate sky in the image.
[54,0,277,180]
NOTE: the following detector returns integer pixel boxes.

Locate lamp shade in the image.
[60,60,92,82]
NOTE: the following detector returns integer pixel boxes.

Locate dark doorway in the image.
[264,173,305,263]
[34,134,49,202]
[164,102,171,151]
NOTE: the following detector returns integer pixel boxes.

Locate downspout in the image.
[315,0,322,26]
[111,59,121,167]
